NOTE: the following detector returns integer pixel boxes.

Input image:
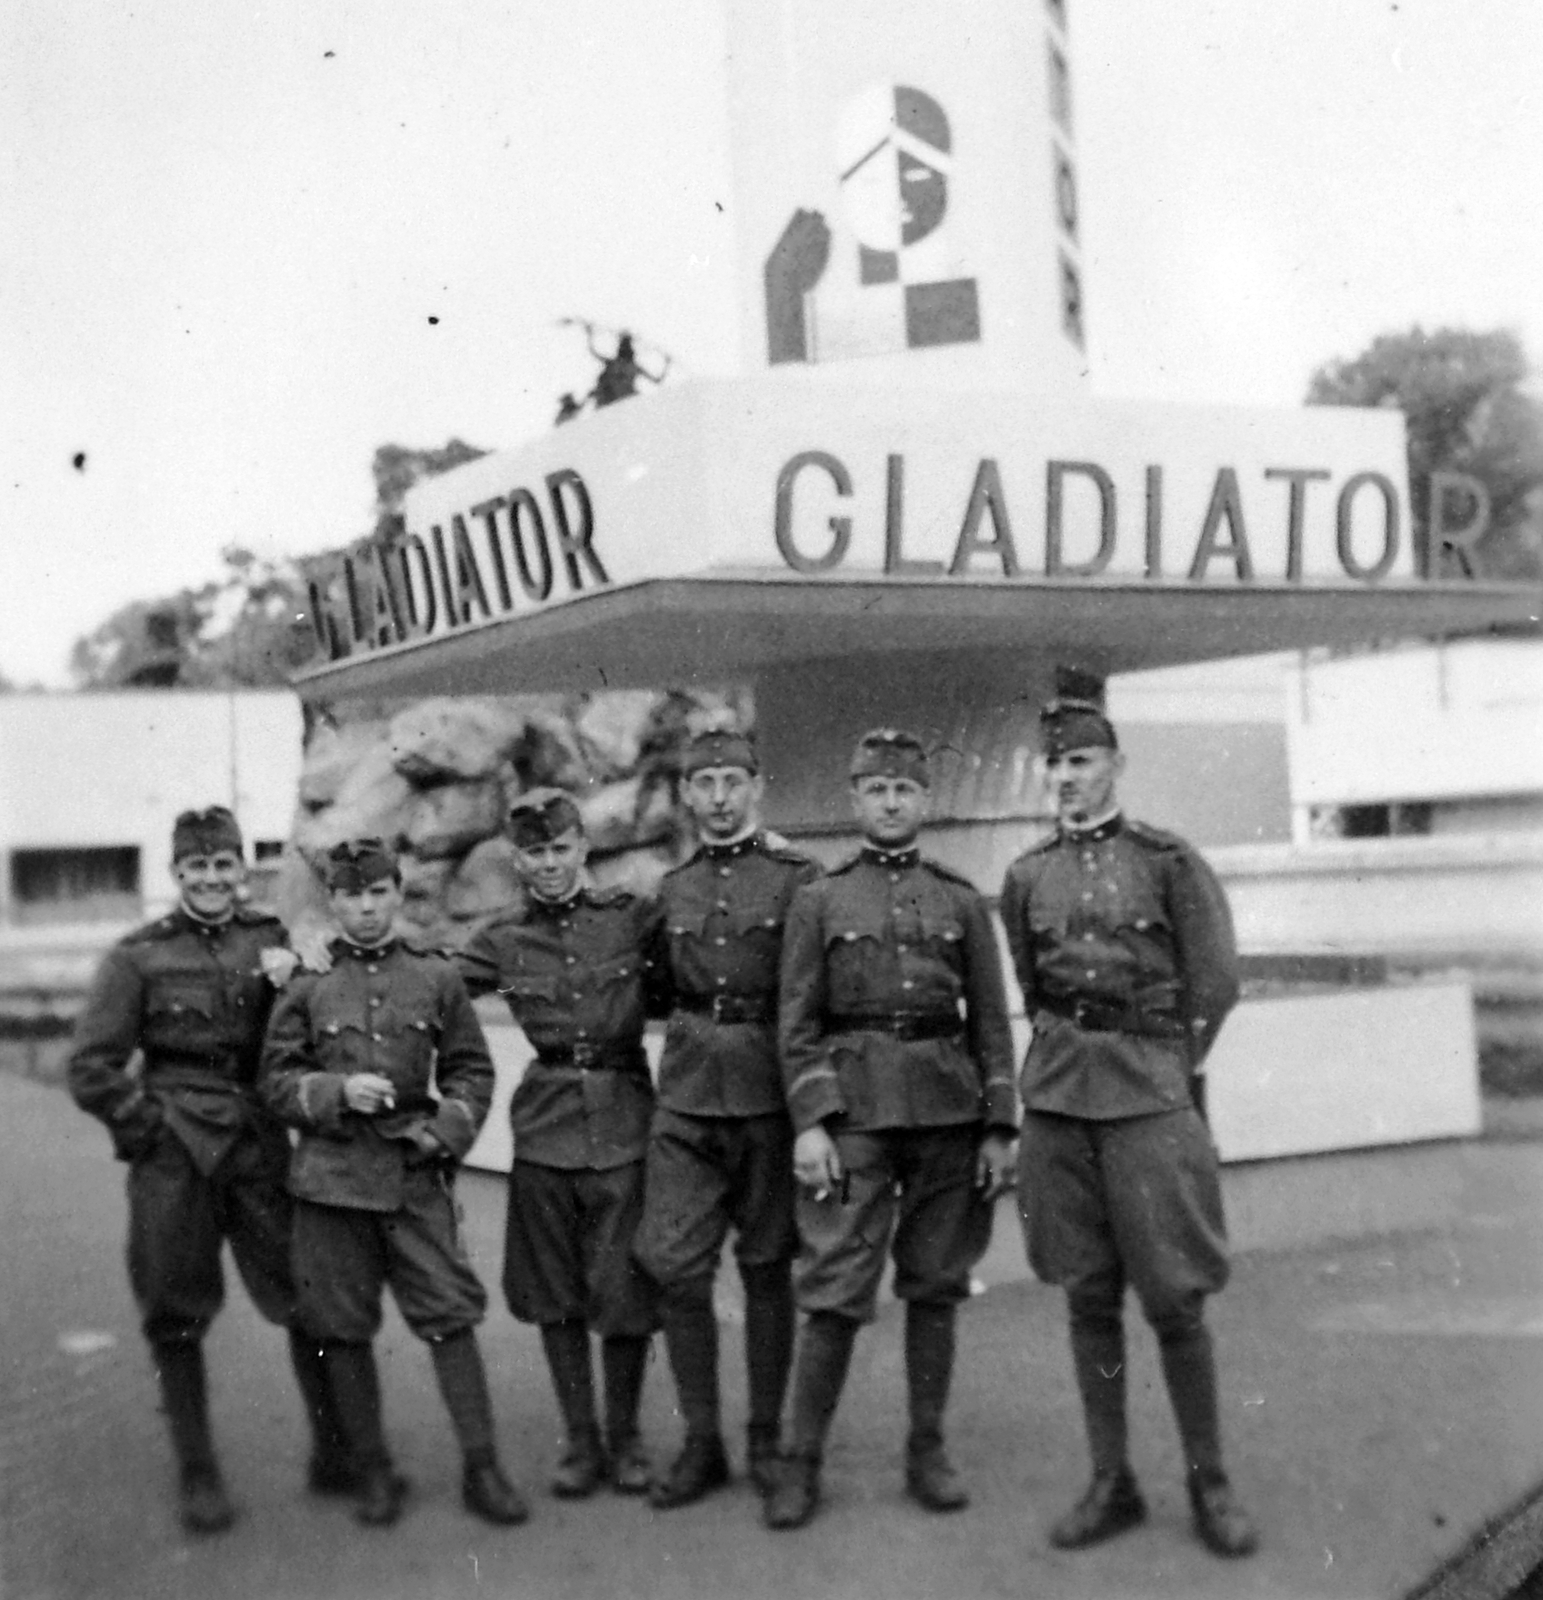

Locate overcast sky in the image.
[4,0,1540,686]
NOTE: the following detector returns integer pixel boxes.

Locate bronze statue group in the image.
[68,697,1258,1560]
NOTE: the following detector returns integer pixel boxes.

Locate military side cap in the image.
[682,728,759,777]
[849,728,930,786]
[1039,698,1118,758]
[324,836,399,892]
[171,805,243,861]
[507,787,584,847]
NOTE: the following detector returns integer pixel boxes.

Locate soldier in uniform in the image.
[67,806,348,1535]
[763,730,1018,1531]
[999,695,1258,1558]
[632,730,820,1509]
[457,790,659,1499]
[259,838,527,1529]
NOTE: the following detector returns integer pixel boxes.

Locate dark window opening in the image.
[10,847,142,926]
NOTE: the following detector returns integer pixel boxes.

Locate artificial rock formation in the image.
[278,688,750,949]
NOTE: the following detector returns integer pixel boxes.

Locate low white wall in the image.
[1213,835,1543,959]
[464,978,1480,1174]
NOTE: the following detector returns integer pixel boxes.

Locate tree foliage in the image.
[370,439,489,527]
[70,438,494,691]
[69,547,316,689]
[1306,326,1543,579]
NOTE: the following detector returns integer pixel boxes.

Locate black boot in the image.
[325,1342,407,1527]
[742,1261,794,1494]
[288,1330,357,1495]
[1049,1467,1147,1549]
[540,1321,605,1497]
[652,1283,728,1509]
[153,1341,234,1535]
[430,1330,529,1525]
[903,1303,968,1512]
[761,1312,857,1531]
[601,1335,652,1494]
[1067,1296,1131,1478]
[1155,1316,1257,1557]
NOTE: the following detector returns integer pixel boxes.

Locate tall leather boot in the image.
[1155,1316,1258,1557]
[601,1335,653,1494]
[429,1330,528,1526]
[651,1280,728,1508]
[1049,1300,1146,1549]
[742,1260,795,1493]
[324,1341,406,1527]
[904,1302,968,1511]
[287,1328,356,1495]
[153,1341,234,1535]
[762,1312,858,1531]
[540,1320,605,1497]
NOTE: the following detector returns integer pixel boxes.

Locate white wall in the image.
[1288,639,1543,807]
[0,691,303,920]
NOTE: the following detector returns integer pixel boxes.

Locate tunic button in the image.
[901,980,914,990]
[714,936,727,946]
[716,976,728,987]
[566,956,577,966]
[716,901,729,911]
[719,867,731,878]
[367,965,378,974]
[1084,969,1097,980]
[372,1031,383,1041]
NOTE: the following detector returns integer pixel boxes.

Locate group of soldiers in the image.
[67,695,1258,1560]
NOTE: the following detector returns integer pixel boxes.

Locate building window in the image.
[9,847,142,926]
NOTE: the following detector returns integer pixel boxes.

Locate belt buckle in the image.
[710,994,730,1024]
[1071,999,1093,1029]
[571,1041,599,1068]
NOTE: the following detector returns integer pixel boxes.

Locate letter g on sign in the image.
[775,451,852,573]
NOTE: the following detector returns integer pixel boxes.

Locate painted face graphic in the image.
[835,85,952,256]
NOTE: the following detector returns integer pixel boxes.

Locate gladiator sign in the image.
[765,85,981,365]
[305,468,609,662]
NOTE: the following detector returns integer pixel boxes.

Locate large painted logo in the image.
[765,84,980,365]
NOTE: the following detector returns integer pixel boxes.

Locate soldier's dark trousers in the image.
[152,1341,220,1482]
[904,1302,956,1456]
[1067,1295,1129,1473]
[429,1329,498,1464]
[659,1279,720,1441]
[743,1261,795,1446]
[287,1328,351,1471]
[1068,1285,1226,1482]
[324,1342,392,1476]
[541,1321,648,1452]
[784,1311,859,1462]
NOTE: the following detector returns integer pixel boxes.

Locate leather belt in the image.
[533,1043,647,1071]
[825,1012,963,1041]
[676,993,778,1025]
[1037,996,1187,1040]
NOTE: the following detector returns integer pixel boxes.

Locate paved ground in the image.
[3,1071,1543,1600]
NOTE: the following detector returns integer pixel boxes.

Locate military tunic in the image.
[259,938,495,1343]
[999,813,1236,1316]
[633,832,820,1288]
[67,905,298,1344]
[457,886,660,1334]
[777,846,1017,1322]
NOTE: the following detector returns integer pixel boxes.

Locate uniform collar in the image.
[702,829,761,861]
[1060,809,1124,844]
[176,901,235,934]
[529,888,584,917]
[336,936,397,961]
[860,841,921,870]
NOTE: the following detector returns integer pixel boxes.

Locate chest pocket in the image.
[824,906,888,951]
[499,974,560,1006]
[666,910,709,945]
[147,976,218,1022]
[585,951,639,991]
[728,897,787,939]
